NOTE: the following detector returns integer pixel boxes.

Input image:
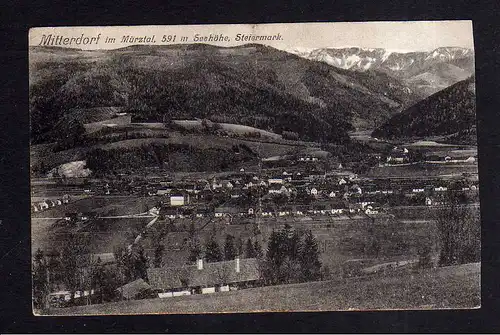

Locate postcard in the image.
[29,21,479,315]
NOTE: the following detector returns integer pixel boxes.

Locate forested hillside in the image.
[372,77,476,144]
[30,44,420,145]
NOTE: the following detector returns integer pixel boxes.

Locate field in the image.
[50,262,480,315]
[137,212,439,275]
[31,196,160,255]
[173,120,282,139]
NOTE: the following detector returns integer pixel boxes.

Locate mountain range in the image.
[286,47,475,97]
[29,43,422,145]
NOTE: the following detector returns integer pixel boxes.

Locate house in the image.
[247,208,255,216]
[147,258,260,296]
[39,201,49,210]
[328,191,336,198]
[170,194,185,206]
[434,186,448,192]
[350,184,362,194]
[268,177,283,185]
[194,206,210,218]
[162,207,178,220]
[157,188,171,196]
[260,207,274,217]
[79,212,92,221]
[278,206,293,217]
[268,184,289,195]
[214,206,240,218]
[62,194,71,204]
[149,207,160,216]
[48,289,95,307]
[309,187,319,196]
[116,278,152,300]
[64,212,78,222]
[364,206,380,215]
[330,202,346,215]
[293,204,309,216]
[412,188,425,193]
[338,178,347,185]
[311,203,329,215]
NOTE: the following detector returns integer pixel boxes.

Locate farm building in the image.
[147,258,260,296]
[116,278,152,300]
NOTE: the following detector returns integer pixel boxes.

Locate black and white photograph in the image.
[29,21,480,315]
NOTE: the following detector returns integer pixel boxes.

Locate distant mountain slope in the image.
[29,44,420,145]
[371,77,476,143]
[287,47,474,96]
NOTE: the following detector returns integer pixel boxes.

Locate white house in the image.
[268,177,283,185]
[310,188,319,196]
[434,186,448,192]
[170,195,185,206]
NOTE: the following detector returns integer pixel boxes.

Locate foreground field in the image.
[51,262,480,315]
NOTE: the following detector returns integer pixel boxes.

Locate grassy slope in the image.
[51,262,479,315]
[31,130,314,171]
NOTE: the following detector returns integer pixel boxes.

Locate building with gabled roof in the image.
[147,258,260,294]
[116,278,152,300]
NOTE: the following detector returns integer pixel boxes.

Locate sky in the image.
[29,21,474,52]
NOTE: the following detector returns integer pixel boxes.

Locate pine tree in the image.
[254,240,263,259]
[299,231,322,282]
[188,238,202,263]
[205,238,222,263]
[153,244,165,268]
[130,245,149,281]
[223,234,237,261]
[245,238,256,258]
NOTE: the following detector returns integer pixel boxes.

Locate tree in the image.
[263,229,290,284]
[58,233,92,304]
[223,234,237,261]
[188,238,202,263]
[129,245,149,281]
[204,238,222,263]
[32,249,49,310]
[235,236,244,256]
[299,231,322,281]
[263,227,322,285]
[114,246,132,284]
[153,244,165,268]
[245,238,256,258]
[437,186,480,266]
[254,240,263,259]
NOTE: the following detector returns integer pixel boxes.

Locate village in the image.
[31,142,480,309]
